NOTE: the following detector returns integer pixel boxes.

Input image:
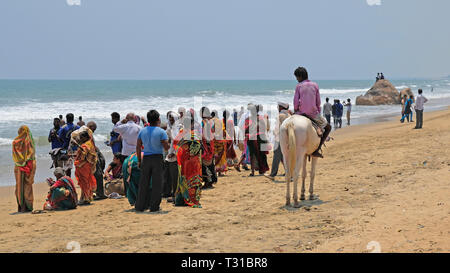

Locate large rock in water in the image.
[356,79,400,105]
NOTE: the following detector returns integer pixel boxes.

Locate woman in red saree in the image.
[74,131,97,205]
[173,109,203,207]
[223,110,240,171]
[12,125,36,212]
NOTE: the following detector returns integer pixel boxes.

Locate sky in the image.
[0,0,449,80]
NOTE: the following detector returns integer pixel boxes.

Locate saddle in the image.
[299,114,323,137]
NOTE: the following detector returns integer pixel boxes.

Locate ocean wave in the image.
[274,88,369,95]
[0,137,13,146]
[197,90,225,96]
[320,88,369,95]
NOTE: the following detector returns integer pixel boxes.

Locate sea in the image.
[1,78,449,186]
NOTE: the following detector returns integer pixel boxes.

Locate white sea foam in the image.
[0,137,13,146]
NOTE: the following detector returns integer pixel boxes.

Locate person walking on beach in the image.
[343,98,352,126]
[265,102,290,181]
[323,98,332,124]
[58,113,80,177]
[400,96,414,123]
[401,95,407,117]
[135,110,169,212]
[12,125,36,213]
[414,89,428,129]
[293,67,331,158]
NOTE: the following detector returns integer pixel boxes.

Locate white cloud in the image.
[366,0,382,6]
[67,0,81,6]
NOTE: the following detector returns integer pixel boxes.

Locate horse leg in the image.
[293,153,304,208]
[309,157,318,200]
[300,155,307,201]
[284,157,291,206]
[285,174,291,206]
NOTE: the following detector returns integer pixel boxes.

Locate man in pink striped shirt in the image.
[293,67,331,158]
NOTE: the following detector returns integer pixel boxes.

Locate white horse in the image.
[279,115,321,207]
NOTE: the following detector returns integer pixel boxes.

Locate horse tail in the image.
[287,121,296,178]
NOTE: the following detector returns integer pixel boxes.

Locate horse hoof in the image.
[286,200,291,206]
[309,194,319,200]
[300,195,306,201]
[293,202,301,208]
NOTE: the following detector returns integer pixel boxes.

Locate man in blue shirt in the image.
[57,113,80,177]
[58,113,80,150]
[48,117,63,149]
[107,112,122,155]
[135,110,170,212]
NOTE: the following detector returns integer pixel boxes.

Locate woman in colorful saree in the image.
[200,107,216,189]
[223,110,240,171]
[74,131,98,205]
[244,105,269,176]
[12,125,36,212]
[122,152,142,206]
[44,167,78,210]
[211,111,227,175]
[173,109,203,208]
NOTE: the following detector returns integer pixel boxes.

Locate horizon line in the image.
[0,77,443,81]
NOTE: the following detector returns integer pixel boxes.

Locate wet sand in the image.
[0,108,449,253]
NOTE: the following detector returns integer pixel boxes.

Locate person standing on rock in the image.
[414,89,428,129]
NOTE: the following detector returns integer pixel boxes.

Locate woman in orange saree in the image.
[12,125,36,212]
[74,131,98,205]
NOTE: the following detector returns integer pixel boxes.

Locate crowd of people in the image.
[323,98,352,129]
[10,67,430,213]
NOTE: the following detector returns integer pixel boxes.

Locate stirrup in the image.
[311,148,323,158]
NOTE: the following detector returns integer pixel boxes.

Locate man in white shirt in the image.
[323,97,332,124]
[414,89,428,129]
[114,113,142,157]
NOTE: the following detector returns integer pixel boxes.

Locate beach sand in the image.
[0,109,449,253]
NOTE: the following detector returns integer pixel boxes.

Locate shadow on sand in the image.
[124,208,170,215]
[281,198,328,211]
